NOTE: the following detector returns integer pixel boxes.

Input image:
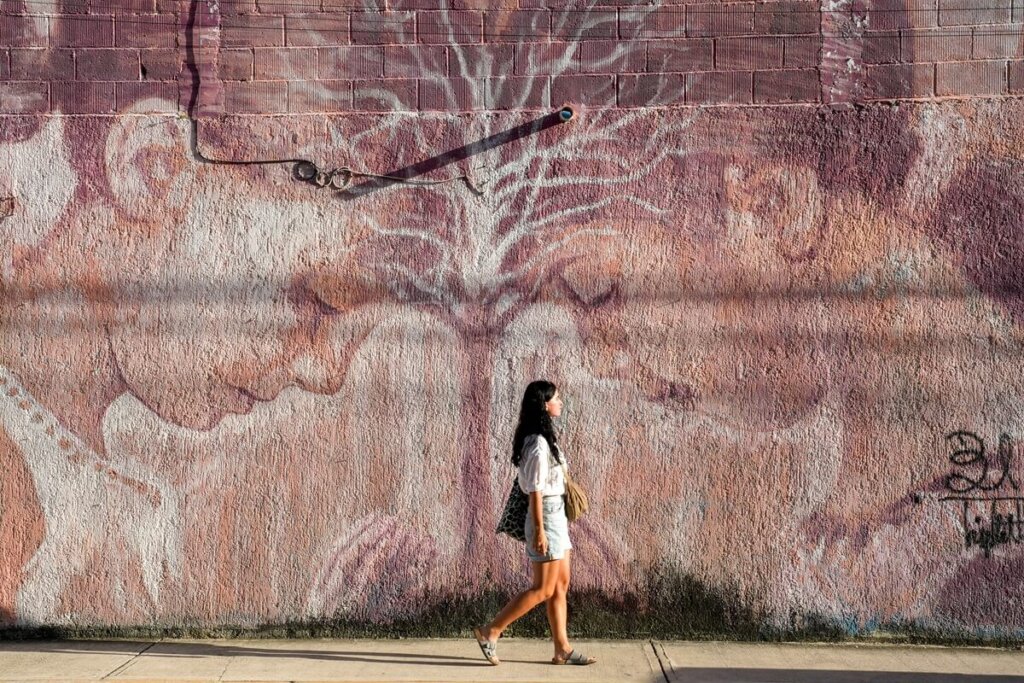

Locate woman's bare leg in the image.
[547,552,571,657]
[479,559,560,641]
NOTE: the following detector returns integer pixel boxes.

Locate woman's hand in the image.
[533,529,548,557]
[528,491,546,555]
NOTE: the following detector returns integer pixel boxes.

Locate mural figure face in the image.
[0,104,383,438]
[0,118,77,278]
[94,112,343,431]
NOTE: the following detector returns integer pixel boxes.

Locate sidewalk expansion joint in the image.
[100,639,160,680]
[649,639,672,683]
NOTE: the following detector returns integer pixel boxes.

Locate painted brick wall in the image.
[5,1,1024,641]
[2,1,1023,115]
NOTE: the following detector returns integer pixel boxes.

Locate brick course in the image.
[11,48,74,80]
[52,81,116,113]
[515,42,581,76]
[139,48,182,80]
[114,14,177,48]
[76,49,140,81]
[754,68,819,103]
[219,49,255,82]
[936,59,1008,95]
[286,14,350,47]
[254,48,318,80]
[647,38,713,72]
[0,81,47,113]
[224,80,288,114]
[418,11,483,45]
[485,10,551,42]
[449,44,514,78]
[115,81,177,110]
[861,32,901,64]
[754,1,819,35]
[485,76,550,109]
[101,1,159,14]
[4,3,1024,115]
[973,25,1024,59]
[716,36,784,70]
[686,70,753,104]
[320,46,385,80]
[323,0,384,10]
[352,11,416,45]
[618,72,686,106]
[288,80,352,112]
[580,39,646,73]
[865,62,936,99]
[51,15,114,47]
[784,35,821,68]
[904,27,973,62]
[620,8,687,39]
[222,15,285,48]
[551,9,617,39]
[1012,59,1024,91]
[353,77,418,110]
[551,73,616,106]
[938,0,1012,26]
[419,76,479,110]
[687,2,754,37]
[866,0,938,31]
[1,15,47,48]
[384,45,447,78]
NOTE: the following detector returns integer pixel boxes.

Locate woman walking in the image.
[473,380,596,666]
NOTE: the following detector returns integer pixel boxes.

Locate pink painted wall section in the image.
[2,2,1024,638]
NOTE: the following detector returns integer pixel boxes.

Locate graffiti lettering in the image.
[941,431,1024,558]
[957,499,1024,558]
[944,431,1020,494]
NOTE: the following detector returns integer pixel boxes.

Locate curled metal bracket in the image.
[192,106,576,197]
[294,161,487,195]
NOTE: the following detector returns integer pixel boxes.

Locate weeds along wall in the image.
[2,0,1024,639]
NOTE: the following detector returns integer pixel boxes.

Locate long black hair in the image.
[511,380,559,467]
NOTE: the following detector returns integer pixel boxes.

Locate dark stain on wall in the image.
[935,555,1024,628]
[928,162,1024,323]
[760,107,921,200]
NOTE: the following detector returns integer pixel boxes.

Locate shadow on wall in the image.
[0,569,1019,646]
[0,569,772,641]
[309,567,778,641]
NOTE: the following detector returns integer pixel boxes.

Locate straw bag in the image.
[562,465,589,523]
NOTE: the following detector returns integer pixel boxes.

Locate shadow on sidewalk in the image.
[42,640,491,668]
[672,669,1024,682]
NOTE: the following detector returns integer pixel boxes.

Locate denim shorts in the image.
[524,495,572,562]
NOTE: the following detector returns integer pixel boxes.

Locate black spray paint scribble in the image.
[941,431,1024,558]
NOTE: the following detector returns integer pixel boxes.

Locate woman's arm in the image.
[529,491,547,556]
[519,435,550,556]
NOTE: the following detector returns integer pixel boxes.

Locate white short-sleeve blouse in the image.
[517,434,565,496]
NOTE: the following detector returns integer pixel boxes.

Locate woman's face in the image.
[545,390,563,418]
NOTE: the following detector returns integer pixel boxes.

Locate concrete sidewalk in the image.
[0,638,1022,682]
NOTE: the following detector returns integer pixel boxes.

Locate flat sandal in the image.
[552,649,596,665]
[473,627,500,665]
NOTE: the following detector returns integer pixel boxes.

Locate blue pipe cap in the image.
[558,106,575,122]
